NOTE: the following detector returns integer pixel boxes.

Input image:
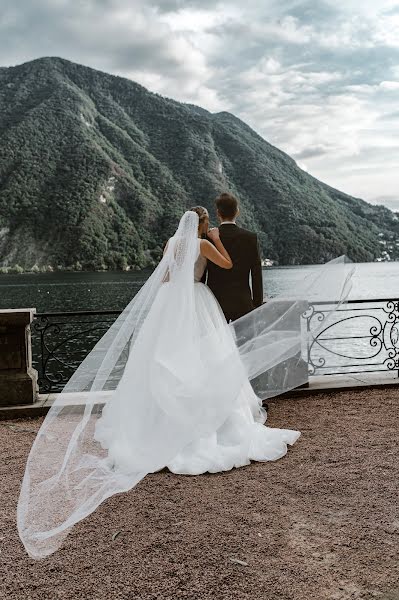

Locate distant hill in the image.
[0,56,398,271]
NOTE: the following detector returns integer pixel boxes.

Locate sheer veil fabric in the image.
[232,255,354,398]
[17,211,354,560]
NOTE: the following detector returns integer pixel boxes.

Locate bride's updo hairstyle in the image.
[189,206,208,224]
[189,206,209,233]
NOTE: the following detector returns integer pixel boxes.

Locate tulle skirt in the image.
[18,213,350,561]
[95,282,300,475]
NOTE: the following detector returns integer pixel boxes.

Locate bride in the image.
[17,208,351,560]
[94,207,300,476]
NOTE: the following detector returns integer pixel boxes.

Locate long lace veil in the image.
[17,210,354,560]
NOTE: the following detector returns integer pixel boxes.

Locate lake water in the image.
[2,262,399,391]
[1,262,399,313]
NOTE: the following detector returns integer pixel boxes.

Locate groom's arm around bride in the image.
[206,193,264,323]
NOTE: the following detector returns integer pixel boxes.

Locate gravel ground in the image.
[1,387,399,600]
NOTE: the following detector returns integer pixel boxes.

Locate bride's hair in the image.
[189,206,208,225]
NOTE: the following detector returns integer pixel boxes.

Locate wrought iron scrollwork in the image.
[31,299,399,394]
[302,298,399,377]
[31,311,121,393]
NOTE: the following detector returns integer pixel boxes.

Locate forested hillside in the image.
[0,57,398,271]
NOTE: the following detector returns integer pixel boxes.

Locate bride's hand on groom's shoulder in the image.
[207,227,220,242]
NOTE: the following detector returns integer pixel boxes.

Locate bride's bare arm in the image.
[200,230,233,269]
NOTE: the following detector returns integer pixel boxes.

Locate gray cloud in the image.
[152,0,220,12]
[372,196,399,211]
[378,110,399,119]
[287,1,339,23]
[0,0,204,80]
[382,5,399,16]
[293,146,330,160]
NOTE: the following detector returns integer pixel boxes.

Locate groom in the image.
[206,192,263,322]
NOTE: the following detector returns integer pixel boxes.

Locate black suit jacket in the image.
[206,224,263,322]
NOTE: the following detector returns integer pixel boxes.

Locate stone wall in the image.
[0,309,38,406]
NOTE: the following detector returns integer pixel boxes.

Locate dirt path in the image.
[1,387,399,600]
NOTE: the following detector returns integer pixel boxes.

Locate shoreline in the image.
[0,259,397,277]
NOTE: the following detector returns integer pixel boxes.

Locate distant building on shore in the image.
[261,258,274,267]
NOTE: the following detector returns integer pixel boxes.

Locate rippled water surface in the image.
[1,262,399,313]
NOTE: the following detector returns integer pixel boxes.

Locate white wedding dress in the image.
[18,211,352,560]
[94,243,300,476]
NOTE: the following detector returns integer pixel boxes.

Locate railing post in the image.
[0,309,38,406]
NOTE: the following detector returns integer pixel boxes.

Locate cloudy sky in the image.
[1,0,399,207]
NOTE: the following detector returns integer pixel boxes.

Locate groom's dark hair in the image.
[215,193,239,220]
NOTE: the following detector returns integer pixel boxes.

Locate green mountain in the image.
[0,56,398,271]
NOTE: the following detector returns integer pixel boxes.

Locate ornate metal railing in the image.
[302,298,399,378]
[31,299,399,393]
[32,310,121,393]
